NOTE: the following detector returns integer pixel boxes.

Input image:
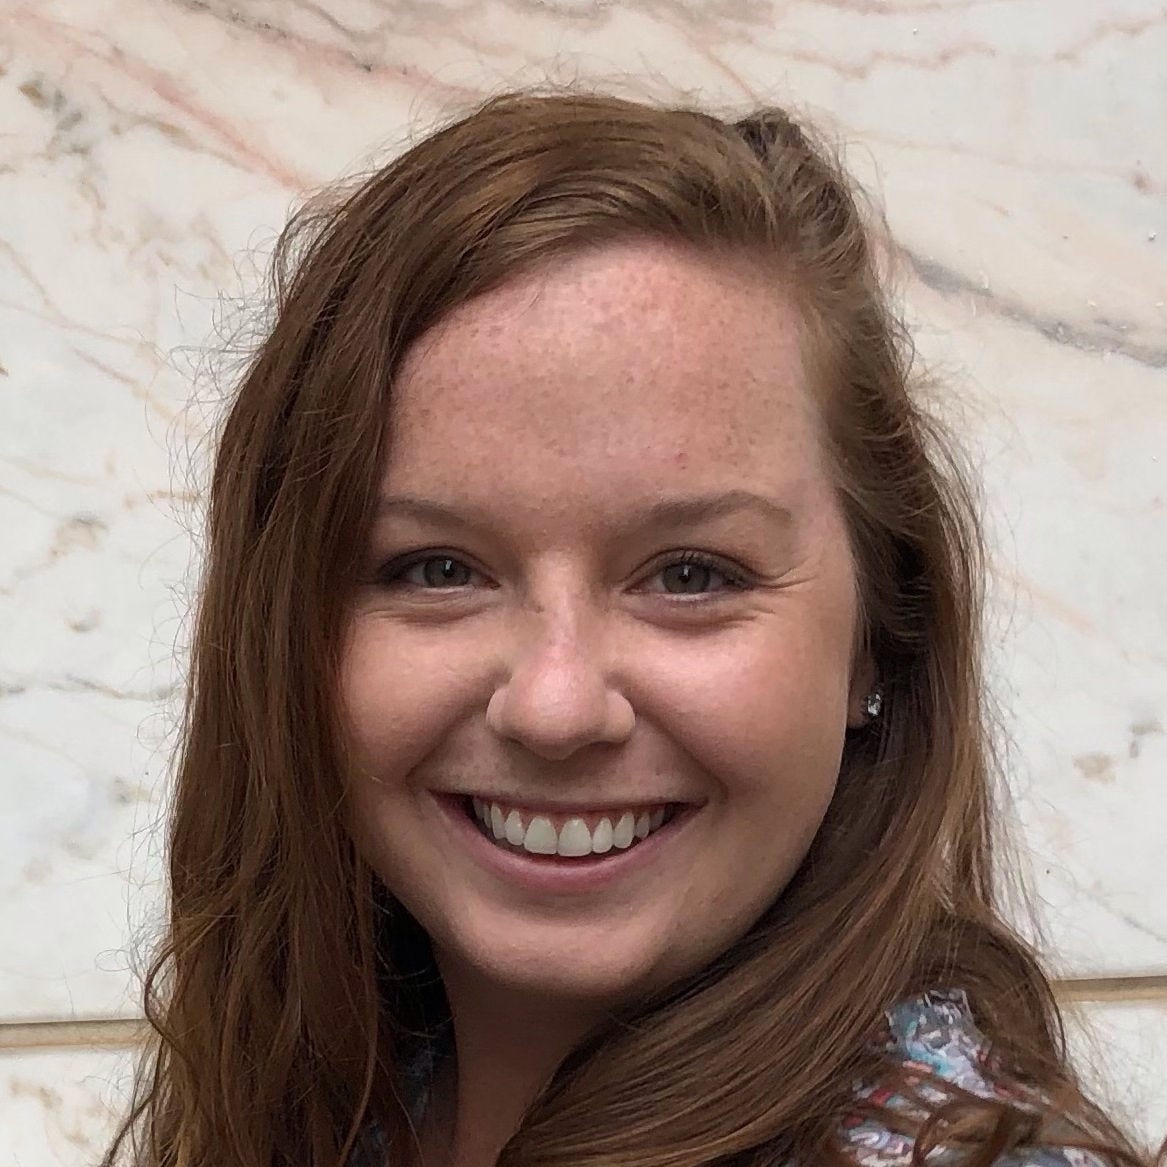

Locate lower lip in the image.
[432,793,700,895]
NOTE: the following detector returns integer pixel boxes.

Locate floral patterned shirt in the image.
[841,988,1107,1167]
[357,988,1106,1167]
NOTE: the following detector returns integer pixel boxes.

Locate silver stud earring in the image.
[863,688,883,719]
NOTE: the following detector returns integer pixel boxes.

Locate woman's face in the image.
[341,237,873,1010]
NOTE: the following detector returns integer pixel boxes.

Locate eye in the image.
[376,553,484,591]
[376,549,751,599]
[639,550,751,598]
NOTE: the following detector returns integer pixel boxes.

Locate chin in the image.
[440,922,676,1007]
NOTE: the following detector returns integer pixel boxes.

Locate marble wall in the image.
[2,0,1164,1161]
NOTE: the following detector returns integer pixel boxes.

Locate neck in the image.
[418,953,612,1167]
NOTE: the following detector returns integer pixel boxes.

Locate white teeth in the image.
[611,812,635,849]
[504,810,524,846]
[468,799,675,857]
[523,816,558,855]
[557,818,593,857]
[591,818,614,853]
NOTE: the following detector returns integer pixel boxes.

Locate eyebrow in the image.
[374,489,797,535]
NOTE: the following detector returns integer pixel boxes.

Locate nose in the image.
[484,590,635,761]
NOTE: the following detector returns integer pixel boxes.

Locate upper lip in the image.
[442,791,699,813]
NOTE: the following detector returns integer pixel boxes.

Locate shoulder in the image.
[836,988,1111,1167]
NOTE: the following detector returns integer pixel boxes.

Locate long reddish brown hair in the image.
[102,87,1163,1167]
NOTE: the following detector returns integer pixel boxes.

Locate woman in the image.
[101,89,1161,1167]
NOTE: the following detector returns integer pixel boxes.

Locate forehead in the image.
[385,239,825,507]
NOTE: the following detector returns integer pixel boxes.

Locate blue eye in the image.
[375,550,751,598]
[645,550,750,596]
[388,555,478,589]
[375,555,480,592]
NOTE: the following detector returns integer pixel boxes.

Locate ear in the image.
[846,648,878,729]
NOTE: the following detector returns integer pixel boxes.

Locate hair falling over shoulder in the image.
[101,86,1166,1167]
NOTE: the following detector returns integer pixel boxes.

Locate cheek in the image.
[638,627,850,791]
[337,626,461,879]
[339,620,478,771]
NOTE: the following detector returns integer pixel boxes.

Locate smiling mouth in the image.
[460,795,684,860]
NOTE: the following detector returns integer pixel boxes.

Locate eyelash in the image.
[374,549,752,600]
